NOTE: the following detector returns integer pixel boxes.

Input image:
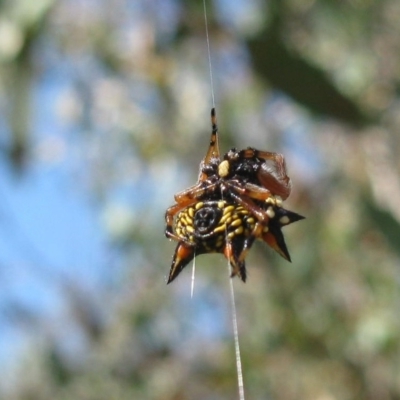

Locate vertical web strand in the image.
[191,249,196,298]
[203,0,215,108]
[222,185,246,400]
[229,273,246,400]
[204,2,245,398]
[191,0,214,299]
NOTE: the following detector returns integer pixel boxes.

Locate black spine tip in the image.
[211,108,217,133]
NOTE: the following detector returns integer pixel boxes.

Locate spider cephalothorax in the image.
[165,108,304,283]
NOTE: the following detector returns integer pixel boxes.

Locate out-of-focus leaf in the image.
[365,200,400,258]
[247,30,370,127]
[0,0,54,170]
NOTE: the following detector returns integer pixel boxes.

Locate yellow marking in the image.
[219,213,231,224]
[266,197,276,205]
[176,227,182,236]
[186,225,194,233]
[195,202,204,210]
[227,232,235,239]
[189,235,194,242]
[230,218,242,228]
[263,226,269,233]
[218,200,225,209]
[275,196,283,206]
[223,205,235,214]
[218,160,230,177]
[179,216,186,226]
[213,224,227,234]
[280,216,290,225]
[188,207,195,218]
[266,206,275,218]
[246,217,255,224]
[234,226,244,235]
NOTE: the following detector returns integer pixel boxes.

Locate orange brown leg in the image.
[165,181,218,240]
[223,240,247,282]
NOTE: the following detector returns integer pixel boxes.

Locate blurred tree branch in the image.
[247,1,371,127]
[247,30,370,127]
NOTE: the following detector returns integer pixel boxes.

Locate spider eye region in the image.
[218,160,230,177]
[202,164,215,175]
[226,148,239,160]
[235,159,258,176]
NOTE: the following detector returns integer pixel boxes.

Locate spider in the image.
[165,108,304,283]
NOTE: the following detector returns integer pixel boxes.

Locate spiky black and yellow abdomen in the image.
[174,200,256,252]
[167,199,304,283]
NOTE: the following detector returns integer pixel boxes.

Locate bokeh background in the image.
[1,0,400,399]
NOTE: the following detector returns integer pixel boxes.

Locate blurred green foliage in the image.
[1,0,400,399]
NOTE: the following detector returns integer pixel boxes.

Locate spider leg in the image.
[165,181,218,239]
[255,151,292,200]
[220,188,269,280]
[229,181,276,203]
[223,240,247,282]
[165,200,196,241]
[236,148,292,200]
[226,189,271,223]
[165,229,193,245]
[238,221,264,264]
[174,180,218,203]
